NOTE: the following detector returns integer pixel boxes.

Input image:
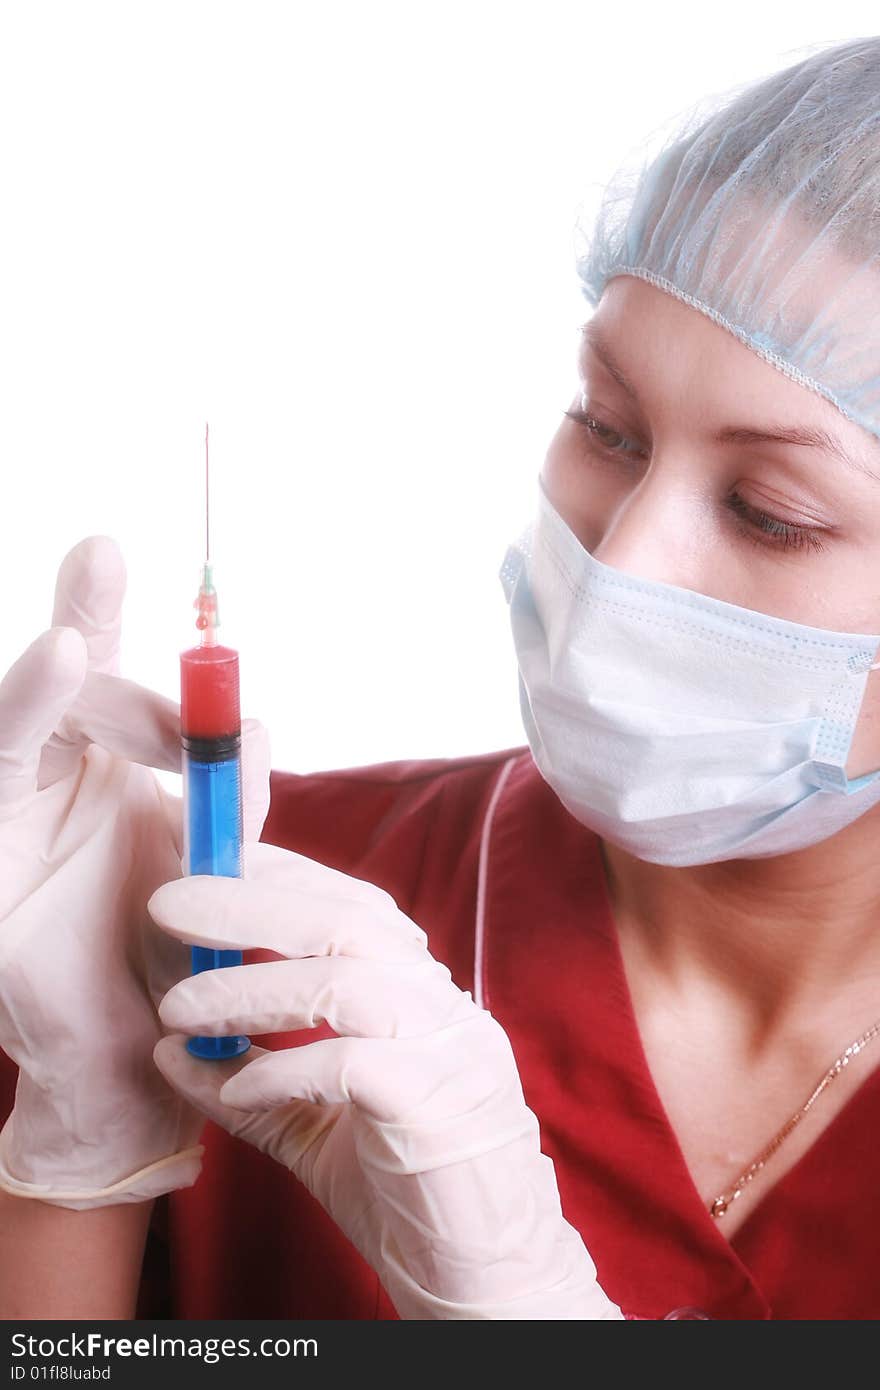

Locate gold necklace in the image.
[709,1019,880,1218]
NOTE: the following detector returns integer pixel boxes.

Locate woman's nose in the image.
[589,471,706,591]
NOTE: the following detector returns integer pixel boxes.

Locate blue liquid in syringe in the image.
[181,737,251,1061]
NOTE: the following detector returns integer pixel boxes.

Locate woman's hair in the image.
[574,37,880,442]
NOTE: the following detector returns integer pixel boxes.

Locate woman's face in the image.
[540,275,880,779]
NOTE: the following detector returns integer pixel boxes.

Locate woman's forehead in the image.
[585,274,880,466]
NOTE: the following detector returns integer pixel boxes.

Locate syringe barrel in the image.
[180,644,251,1061]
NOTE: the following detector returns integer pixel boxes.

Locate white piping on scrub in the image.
[473,754,519,1012]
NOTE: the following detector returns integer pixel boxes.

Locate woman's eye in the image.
[722,491,826,554]
[562,407,827,555]
[563,407,644,460]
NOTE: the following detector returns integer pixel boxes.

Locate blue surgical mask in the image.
[499,476,880,866]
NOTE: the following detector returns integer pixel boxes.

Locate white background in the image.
[1,3,875,781]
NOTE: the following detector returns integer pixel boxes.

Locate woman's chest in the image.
[627,999,880,1242]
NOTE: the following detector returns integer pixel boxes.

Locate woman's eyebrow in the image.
[714,424,880,482]
[580,323,641,400]
[579,322,880,484]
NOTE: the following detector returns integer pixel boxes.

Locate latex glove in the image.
[149,842,623,1319]
[0,536,271,1210]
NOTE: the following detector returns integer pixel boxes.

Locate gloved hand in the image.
[0,536,271,1210]
[149,842,624,1319]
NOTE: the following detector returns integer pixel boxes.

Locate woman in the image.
[2,35,880,1321]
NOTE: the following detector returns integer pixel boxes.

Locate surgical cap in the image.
[573,37,880,444]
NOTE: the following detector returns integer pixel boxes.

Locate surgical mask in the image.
[499,477,880,867]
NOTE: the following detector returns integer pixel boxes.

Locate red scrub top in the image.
[2,744,880,1320]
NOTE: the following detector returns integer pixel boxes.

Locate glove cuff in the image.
[0,1124,205,1211]
[376,1226,625,1320]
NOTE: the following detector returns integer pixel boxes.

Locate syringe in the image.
[179,423,251,1061]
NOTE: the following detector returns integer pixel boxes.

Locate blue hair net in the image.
[574,37,880,444]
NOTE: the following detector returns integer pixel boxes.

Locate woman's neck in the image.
[598,808,880,1044]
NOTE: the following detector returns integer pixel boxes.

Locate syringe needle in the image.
[195,423,219,645]
[205,421,210,564]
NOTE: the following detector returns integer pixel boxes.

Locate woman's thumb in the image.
[152,1034,336,1174]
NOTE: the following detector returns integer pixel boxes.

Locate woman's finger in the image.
[158,953,474,1038]
[148,841,429,959]
[40,661,270,838]
[40,537,127,786]
[228,839,410,909]
[215,1017,530,1152]
[152,1033,269,1128]
[53,669,183,774]
[0,627,88,815]
[51,535,126,676]
[240,718,271,843]
[152,1034,341,1169]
